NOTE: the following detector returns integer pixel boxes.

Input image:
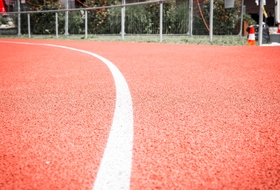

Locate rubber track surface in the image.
[1,39,280,189]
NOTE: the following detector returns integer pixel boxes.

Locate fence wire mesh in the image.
[1,0,249,45]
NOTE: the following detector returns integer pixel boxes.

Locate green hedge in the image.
[17,0,189,35]
[15,0,255,35]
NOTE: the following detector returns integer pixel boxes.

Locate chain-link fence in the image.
[1,0,249,44]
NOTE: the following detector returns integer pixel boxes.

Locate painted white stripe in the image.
[0,41,134,190]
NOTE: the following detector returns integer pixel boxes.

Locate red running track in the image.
[1,39,280,189]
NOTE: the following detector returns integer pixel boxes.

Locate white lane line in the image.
[0,41,134,190]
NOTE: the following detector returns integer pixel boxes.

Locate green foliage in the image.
[21,0,65,34]
[0,15,3,25]
[68,11,85,34]
[84,0,114,34]
[10,0,251,36]
[29,0,60,6]
[77,0,189,35]
[125,5,151,34]
[31,4,65,34]
[0,15,10,25]
[20,0,89,35]
[193,0,242,35]
[14,0,191,35]
[102,7,121,34]
[142,0,184,34]
[121,0,188,34]
[243,13,256,25]
[174,2,189,34]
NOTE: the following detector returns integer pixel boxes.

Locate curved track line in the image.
[0,41,134,190]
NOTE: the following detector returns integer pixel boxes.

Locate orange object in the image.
[247,27,256,46]
[0,0,6,15]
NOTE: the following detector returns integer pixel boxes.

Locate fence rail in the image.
[1,0,247,44]
[6,0,166,42]
[7,0,165,14]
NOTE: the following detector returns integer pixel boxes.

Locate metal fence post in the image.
[64,0,69,36]
[17,0,21,36]
[238,0,244,36]
[258,0,264,46]
[28,13,31,38]
[56,12,58,38]
[188,0,193,36]
[160,1,163,42]
[9,0,165,39]
[85,10,88,39]
[121,0,126,40]
[209,0,213,42]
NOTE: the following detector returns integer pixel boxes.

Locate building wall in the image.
[244,0,276,14]
[60,0,76,8]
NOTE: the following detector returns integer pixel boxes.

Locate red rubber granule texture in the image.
[0,41,115,189]
[98,43,280,190]
[1,39,280,190]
